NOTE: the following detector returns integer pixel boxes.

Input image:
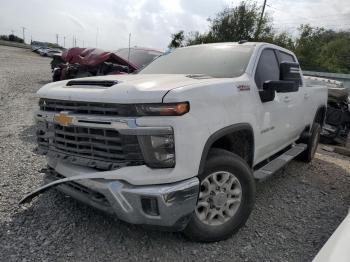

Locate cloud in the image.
[0,0,348,50]
[179,0,227,17]
[268,0,350,34]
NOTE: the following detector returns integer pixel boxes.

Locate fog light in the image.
[141,197,159,216]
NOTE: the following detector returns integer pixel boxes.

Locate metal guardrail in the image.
[303,70,350,89]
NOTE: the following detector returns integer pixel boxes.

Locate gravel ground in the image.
[0,45,349,262]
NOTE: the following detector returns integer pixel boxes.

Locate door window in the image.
[254,49,279,90]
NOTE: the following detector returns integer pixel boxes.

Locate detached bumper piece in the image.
[21,168,199,230]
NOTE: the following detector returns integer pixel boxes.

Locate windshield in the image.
[115,48,162,68]
[139,44,254,78]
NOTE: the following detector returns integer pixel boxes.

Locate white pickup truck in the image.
[21,42,328,242]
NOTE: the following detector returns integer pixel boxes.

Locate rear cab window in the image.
[277,50,303,86]
[278,51,295,63]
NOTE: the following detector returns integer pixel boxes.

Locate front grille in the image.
[50,124,144,168]
[39,98,137,116]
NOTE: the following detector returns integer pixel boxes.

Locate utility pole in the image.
[127,33,131,73]
[21,27,26,43]
[56,34,59,45]
[63,36,66,47]
[95,27,99,47]
[255,0,267,40]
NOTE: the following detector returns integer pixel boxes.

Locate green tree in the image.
[185,1,274,45]
[271,32,295,51]
[294,25,350,73]
[167,1,350,74]
[318,36,350,73]
[168,30,185,48]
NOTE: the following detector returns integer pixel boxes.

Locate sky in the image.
[0,0,349,51]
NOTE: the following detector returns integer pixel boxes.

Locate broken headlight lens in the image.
[138,134,175,168]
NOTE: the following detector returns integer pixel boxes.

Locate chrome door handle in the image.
[304,93,310,99]
[283,96,291,102]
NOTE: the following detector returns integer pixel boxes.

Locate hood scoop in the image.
[66,80,119,87]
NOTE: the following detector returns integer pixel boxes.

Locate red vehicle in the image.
[51,47,163,81]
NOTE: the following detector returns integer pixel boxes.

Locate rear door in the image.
[276,50,306,138]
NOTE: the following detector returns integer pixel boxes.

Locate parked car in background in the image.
[51,47,163,81]
[31,41,47,52]
[38,48,62,57]
[31,41,63,58]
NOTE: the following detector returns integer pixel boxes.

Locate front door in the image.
[253,48,300,163]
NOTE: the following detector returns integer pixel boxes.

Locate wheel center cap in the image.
[213,192,227,207]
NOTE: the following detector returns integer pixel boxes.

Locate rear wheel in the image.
[298,123,321,162]
[183,148,255,242]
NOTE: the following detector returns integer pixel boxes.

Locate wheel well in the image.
[212,131,254,166]
[198,124,254,174]
[315,106,326,127]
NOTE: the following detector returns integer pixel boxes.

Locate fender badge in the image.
[53,113,73,126]
[237,85,250,91]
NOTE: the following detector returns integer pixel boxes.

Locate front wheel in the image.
[183,148,256,242]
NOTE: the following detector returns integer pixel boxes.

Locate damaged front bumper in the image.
[20,166,199,230]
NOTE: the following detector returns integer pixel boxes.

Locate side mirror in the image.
[280,62,302,86]
[259,81,276,103]
[259,80,299,103]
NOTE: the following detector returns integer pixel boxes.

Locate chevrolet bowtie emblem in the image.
[53,113,73,126]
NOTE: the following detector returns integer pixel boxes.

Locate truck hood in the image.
[37,74,215,103]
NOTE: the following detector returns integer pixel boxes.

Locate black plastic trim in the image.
[198,123,254,174]
[66,80,119,87]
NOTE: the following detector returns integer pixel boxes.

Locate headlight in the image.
[135,102,189,116]
[138,134,175,168]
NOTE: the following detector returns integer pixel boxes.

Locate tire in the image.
[183,148,256,242]
[298,123,321,162]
